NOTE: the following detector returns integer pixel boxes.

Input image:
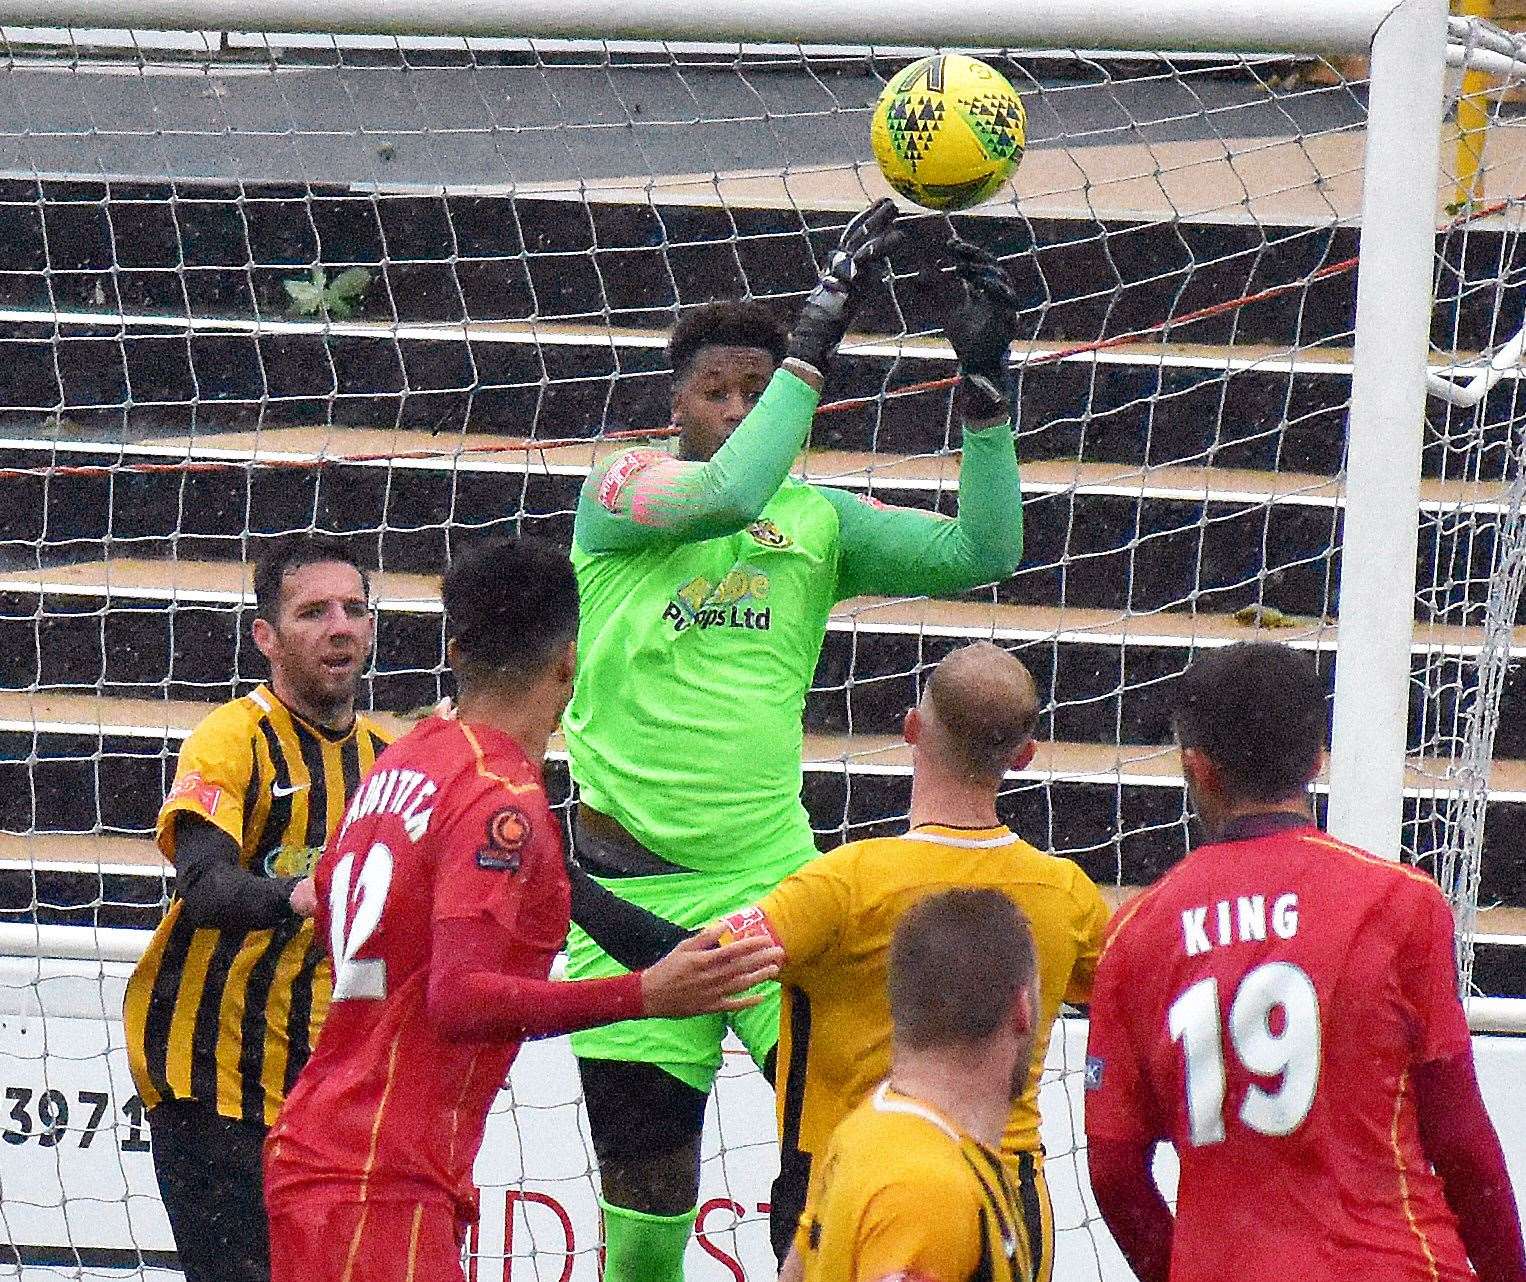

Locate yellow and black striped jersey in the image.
[124,684,391,1126]
[802,1082,1031,1282]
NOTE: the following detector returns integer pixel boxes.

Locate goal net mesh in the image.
[0,21,1520,1280]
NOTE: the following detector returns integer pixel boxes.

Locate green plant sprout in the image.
[282,266,373,319]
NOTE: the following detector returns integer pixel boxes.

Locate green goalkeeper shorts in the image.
[565,858,806,1093]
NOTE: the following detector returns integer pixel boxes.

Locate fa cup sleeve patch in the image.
[167,770,223,817]
[717,904,778,946]
[596,451,655,512]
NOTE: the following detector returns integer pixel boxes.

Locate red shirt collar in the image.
[1214,811,1317,844]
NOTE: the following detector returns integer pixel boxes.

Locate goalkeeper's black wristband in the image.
[786,287,851,376]
[957,368,1013,424]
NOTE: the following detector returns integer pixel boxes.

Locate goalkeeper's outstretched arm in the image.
[574,366,821,552]
[576,199,903,555]
[822,417,1023,601]
[823,235,1027,601]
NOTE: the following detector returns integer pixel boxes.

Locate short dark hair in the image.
[667,300,788,381]
[253,534,370,623]
[442,536,579,685]
[889,889,1035,1051]
[1172,642,1327,804]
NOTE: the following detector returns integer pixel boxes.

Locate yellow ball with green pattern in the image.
[871,54,1027,211]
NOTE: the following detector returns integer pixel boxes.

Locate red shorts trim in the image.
[269,1199,464,1282]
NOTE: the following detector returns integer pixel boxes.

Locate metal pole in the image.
[1327,0,1448,858]
[0,0,1398,55]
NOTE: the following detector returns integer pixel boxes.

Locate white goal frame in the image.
[0,0,1427,56]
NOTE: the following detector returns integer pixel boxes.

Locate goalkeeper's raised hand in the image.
[944,236,1023,424]
[786,197,903,378]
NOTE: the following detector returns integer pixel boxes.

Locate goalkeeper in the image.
[563,197,1027,1281]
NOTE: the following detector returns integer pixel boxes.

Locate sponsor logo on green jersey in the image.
[663,567,773,633]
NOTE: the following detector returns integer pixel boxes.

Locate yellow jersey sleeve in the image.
[756,848,857,982]
[156,704,258,860]
[1064,864,1112,1005]
[850,1174,982,1282]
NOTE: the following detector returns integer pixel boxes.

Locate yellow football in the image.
[871,54,1027,211]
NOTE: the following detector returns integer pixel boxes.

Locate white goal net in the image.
[2,7,1524,1279]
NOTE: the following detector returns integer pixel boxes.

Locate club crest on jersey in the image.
[745,518,792,549]
[476,807,530,871]
[1085,1055,1105,1091]
[265,844,322,878]
[663,567,772,633]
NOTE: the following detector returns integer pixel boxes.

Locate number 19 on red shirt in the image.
[1168,961,1321,1147]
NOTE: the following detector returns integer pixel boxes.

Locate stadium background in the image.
[5,18,1526,1278]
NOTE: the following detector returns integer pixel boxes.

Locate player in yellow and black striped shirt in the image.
[123,535,391,1282]
[800,889,1038,1282]
[720,644,1109,1280]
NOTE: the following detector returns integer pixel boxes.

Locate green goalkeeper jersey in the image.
[565,365,1024,877]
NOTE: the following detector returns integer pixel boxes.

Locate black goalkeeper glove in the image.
[786,197,904,377]
[944,236,1023,423]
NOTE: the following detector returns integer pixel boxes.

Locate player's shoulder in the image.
[1022,850,1111,942]
[825,834,905,869]
[451,719,550,806]
[372,719,547,837]
[1289,830,1454,943]
[355,709,397,745]
[810,834,921,893]
[371,715,476,790]
[1004,837,1105,899]
[810,478,955,527]
[183,687,271,747]
[810,481,926,519]
[1287,828,1442,896]
[1097,866,1188,960]
[762,475,843,524]
[833,1089,976,1187]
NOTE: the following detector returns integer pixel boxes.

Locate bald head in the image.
[919,642,1040,782]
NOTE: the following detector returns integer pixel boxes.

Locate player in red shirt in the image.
[1085,642,1525,1282]
[263,537,782,1282]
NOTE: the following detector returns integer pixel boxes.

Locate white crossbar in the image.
[0,1,1406,56]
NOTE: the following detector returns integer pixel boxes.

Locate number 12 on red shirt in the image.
[328,842,394,1001]
[1167,961,1321,1147]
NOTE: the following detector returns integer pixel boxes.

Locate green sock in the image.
[599,1199,698,1282]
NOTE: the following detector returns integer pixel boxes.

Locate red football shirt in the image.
[264,715,574,1217]
[1085,816,1475,1282]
